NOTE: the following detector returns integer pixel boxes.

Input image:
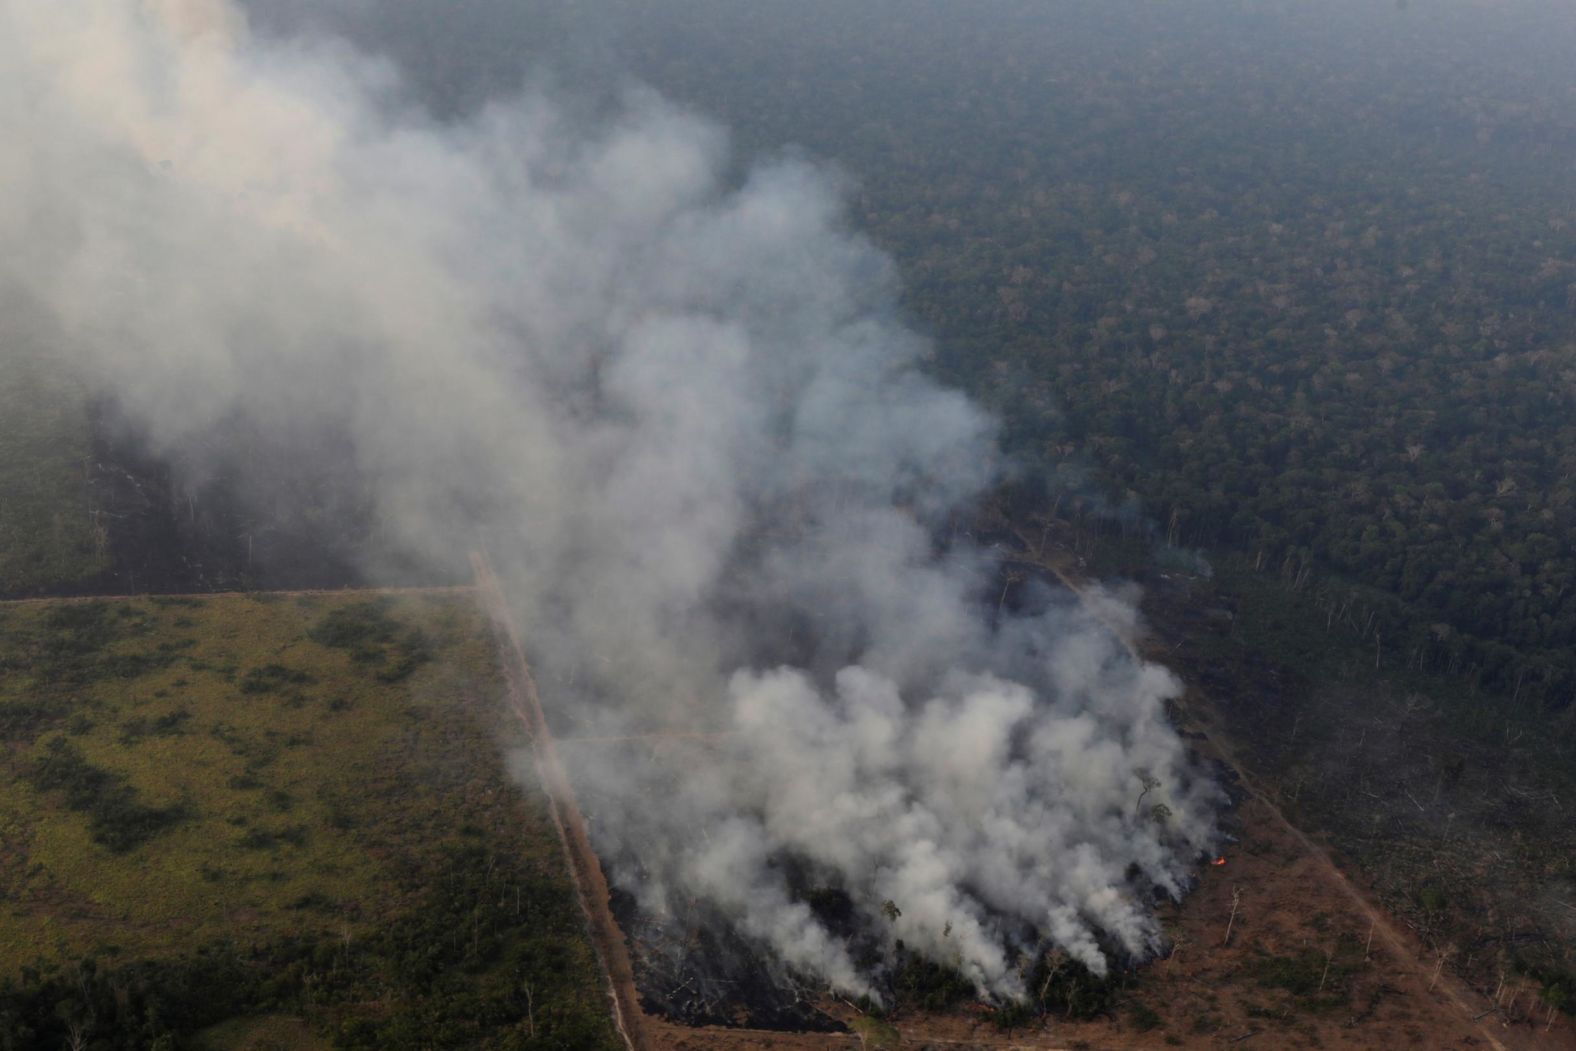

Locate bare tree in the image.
[1135,773,1160,820]
[1167,930,1190,972]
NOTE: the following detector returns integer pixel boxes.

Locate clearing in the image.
[0,588,619,1049]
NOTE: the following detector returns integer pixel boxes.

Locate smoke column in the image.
[0,0,1217,998]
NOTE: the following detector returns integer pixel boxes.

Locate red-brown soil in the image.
[471,537,1573,1051]
[638,761,1571,1050]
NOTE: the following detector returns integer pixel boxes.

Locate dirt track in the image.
[470,550,651,1051]
[0,584,478,607]
[1006,530,1546,1051]
[1190,718,1513,1051]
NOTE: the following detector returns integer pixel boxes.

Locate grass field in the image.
[0,352,106,594]
[0,591,618,1049]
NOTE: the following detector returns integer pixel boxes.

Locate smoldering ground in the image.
[0,0,1217,1001]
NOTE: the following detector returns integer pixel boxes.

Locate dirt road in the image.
[0,584,477,607]
[470,550,651,1051]
[1003,528,1526,1051]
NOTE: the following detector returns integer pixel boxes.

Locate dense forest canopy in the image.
[249,0,1576,704]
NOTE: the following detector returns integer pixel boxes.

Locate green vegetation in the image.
[590,0,1576,716]
[10,2,1571,716]
[26,736,189,853]
[1135,536,1576,1010]
[1248,946,1361,1014]
[1125,1000,1162,1032]
[1530,965,1575,1014]
[891,955,975,1013]
[5,0,1574,1033]
[887,947,1123,1032]
[989,999,1035,1032]
[0,592,618,1049]
[0,352,106,594]
[1024,950,1123,1022]
[194,1016,329,1051]
[850,1015,901,1050]
[308,600,432,683]
[238,664,316,695]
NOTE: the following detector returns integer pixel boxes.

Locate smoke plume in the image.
[1,0,1216,998]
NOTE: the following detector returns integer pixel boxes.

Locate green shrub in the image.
[0,696,69,741]
[308,601,401,651]
[894,954,976,1012]
[310,603,432,682]
[27,737,188,852]
[120,708,191,744]
[992,999,1036,1031]
[1127,1000,1163,1031]
[238,664,316,694]
[852,1016,902,1049]
[41,603,118,655]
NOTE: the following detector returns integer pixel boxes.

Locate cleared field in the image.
[619,514,1561,1051]
[0,591,619,1050]
[0,352,105,594]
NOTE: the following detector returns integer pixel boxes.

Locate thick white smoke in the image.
[1,0,1216,998]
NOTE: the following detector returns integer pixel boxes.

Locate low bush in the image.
[26,737,188,852]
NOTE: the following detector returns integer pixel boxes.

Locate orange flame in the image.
[1211,857,1227,866]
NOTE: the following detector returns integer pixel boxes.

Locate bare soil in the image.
[621,525,1575,1050]
[636,770,1570,1050]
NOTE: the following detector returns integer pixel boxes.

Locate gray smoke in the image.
[1,0,1217,998]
